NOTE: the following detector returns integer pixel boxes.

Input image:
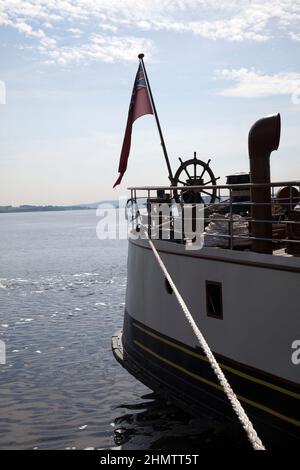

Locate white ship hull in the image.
[113,237,300,449]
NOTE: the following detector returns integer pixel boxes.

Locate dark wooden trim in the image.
[129,239,300,274]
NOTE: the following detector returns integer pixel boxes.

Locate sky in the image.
[0,0,300,205]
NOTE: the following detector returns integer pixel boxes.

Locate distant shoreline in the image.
[0,201,121,214]
[0,206,94,214]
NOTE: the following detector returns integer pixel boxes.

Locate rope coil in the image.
[144,232,265,450]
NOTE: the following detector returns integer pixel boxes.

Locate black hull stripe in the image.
[134,339,300,428]
[123,313,300,430]
[133,322,300,401]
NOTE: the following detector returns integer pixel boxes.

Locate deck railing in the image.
[126,181,300,255]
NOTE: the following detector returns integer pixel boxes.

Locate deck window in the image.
[206,281,223,319]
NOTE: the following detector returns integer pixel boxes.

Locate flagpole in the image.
[138,53,173,183]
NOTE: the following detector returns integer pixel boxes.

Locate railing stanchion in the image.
[148,189,151,239]
[181,199,184,244]
[130,189,133,231]
[229,188,233,250]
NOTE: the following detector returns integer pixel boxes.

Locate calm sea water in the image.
[0,210,246,450]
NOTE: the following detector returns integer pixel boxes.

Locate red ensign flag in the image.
[113,63,153,188]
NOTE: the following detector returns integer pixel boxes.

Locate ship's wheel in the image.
[173,153,220,204]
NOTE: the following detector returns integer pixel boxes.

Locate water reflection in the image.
[113,393,249,450]
[0,211,256,450]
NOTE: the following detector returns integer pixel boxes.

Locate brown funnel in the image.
[248,113,281,254]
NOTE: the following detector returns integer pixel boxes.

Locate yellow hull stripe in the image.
[134,340,300,428]
[133,322,300,401]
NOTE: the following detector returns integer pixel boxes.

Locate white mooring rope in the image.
[145,235,265,450]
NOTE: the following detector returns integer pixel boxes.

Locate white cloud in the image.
[67,27,82,38]
[289,31,300,42]
[68,28,82,34]
[42,34,154,65]
[136,16,270,42]
[215,68,300,97]
[99,23,118,33]
[0,1,300,64]
[14,21,46,39]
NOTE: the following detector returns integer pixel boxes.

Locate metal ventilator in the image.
[144,231,265,451]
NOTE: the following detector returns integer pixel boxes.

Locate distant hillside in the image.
[0,200,124,214]
[81,199,126,209]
